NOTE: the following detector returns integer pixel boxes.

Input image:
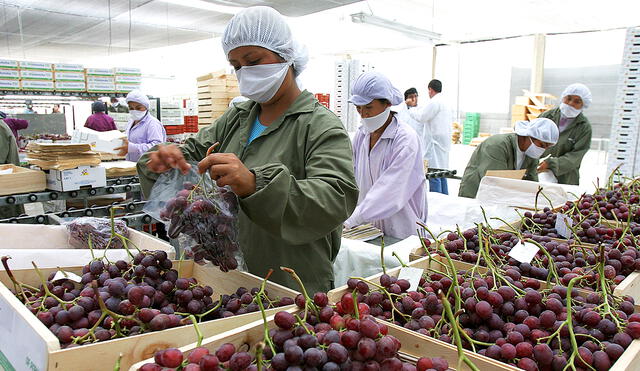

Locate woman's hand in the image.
[114,138,129,157]
[198,153,256,197]
[146,144,191,174]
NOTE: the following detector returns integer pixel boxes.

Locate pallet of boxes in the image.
[196,72,239,131]
[510,90,555,125]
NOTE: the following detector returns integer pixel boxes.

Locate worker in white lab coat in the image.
[406,79,453,194]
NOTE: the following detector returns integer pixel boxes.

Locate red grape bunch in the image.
[160,181,241,271]
[66,217,129,249]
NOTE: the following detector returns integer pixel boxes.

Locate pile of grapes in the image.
[139,292,450,371]
[569,189,640,223]
[339,269,640,371]
[160,181,241,271]
[3,250,293,348]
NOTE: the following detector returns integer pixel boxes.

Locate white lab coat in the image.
[404,94,453,169]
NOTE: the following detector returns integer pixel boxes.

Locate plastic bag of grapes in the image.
[143,165,245,272]
[65,217,129,249]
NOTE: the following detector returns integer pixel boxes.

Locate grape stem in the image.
[391,252,407,268]
[348,276,410,322]
[186,314,203,346]
[255,341,265,371]
[380,237,387,275]
[280,266,320,320]
[1,256,38,300]
[438,291,479,371]
[351,288,360,320]
[113,353,122,371]
[256,269,277,355]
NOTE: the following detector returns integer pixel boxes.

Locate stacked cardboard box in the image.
[114,67,142,93]
[511,90,555,124]
[0,59,20,90]
[86,68,115,93]
[196,71,239,126]
[19,61,54,91]
[53,63,86,92]
[160,100,184,134]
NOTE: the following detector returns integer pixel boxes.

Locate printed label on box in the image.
[54,72,85,81]
[19,61,52,70]
[53,63,84,72]
[86,76,114,84]
[46,166,107,191]
[85,68,114,76]
[0,79,20,89]
[115,84,140,92]
[0,70,19,79]
[87,83,115,92]
[0,59,18,69]
[115,75,141,83]
[19,70,53,80]
[54,81,86,91]
[114,67,141,75]
[21,80,54,90]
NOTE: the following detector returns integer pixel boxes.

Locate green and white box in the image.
[85,67,114,77]
[115,74,142,84]
[21,80,54,90]
[115,83,140,93]
[87,82,115,92]
[114,67,141,76]
[18,61,52,71]
[0,79,20,90]
[20,70,54,80]
[0,59,18,70]
[53,63,84,72]
[87,76,115,84]
[54,71,85,82]
[0,70,19,79]
[54,81,86,91]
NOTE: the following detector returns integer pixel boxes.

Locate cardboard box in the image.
[45,165,106,191]
[85,67,114,76]
[71,127,126,154]
[0,59,18,69]
[53,71,85,81]
[87,82,115,92]
[20,70,54,80]
[0,79,20,90]
[114,74,141,83]
[0,164,46,195]
[53,63,84,72]
[18,61,52,71]
[114,67,141,75]
[162,117,183,126]
[160,108,182,117]
[0,69,19,79]
[115,83,140,93]
[515,95,532,105]
[160,101,181,109]
[21,80,54,90]
[511,104,527,115]
[86,76,115,84]
[54,81,86,91]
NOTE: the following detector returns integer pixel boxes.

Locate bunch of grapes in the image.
[4,250,293,349]
[139,293,450,371]
[340,271,640,371]
[569,191,640,223]
[160,181,240,271]
[66,217,129,249]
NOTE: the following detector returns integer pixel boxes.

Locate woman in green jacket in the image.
[459,118,559,198]
[0,120,24,219]
[138,6,358,292]
[537,83,593,185]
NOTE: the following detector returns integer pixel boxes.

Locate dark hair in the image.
[428,79,442,93]
[376,99,391,105]
[404,88,418,99]
[92,101,106,113]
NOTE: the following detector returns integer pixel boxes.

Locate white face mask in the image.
[361,107,391,133]
[560,102,581,118]
[525,137,546,159]
[235,62,291,103]
[130,110,147,121]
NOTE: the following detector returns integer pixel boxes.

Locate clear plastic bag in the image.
[65,217,129,249]
[143,165,244,272]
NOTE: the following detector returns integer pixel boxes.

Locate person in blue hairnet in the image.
[344,71,427,239]
[537,83,593,185]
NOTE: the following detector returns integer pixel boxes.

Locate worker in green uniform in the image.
[537,83,592,185]
[137,6,358,293]
[0,120,25,219]
[459,118,559,198]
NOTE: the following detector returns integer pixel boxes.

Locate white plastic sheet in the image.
[476,176,568,210]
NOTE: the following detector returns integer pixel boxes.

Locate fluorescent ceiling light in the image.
[350,12,441,41]
[155,0,241,15]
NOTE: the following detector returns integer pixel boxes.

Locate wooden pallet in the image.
[0,260,298,371]
[130,309,520,371]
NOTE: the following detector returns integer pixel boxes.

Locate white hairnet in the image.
[229,96,249,107]
[561,83,592,109]
[514,118,559,144]
[125,90,150,109]
[222,6,308,77]
[349,71,403,106]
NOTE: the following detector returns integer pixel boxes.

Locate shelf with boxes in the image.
[196,71,239,126]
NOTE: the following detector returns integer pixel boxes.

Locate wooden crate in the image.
[327,256,640,371]
[511,104,527,116]
[0,164,46,195]
[0,260,298,371]
[130,310,520,371]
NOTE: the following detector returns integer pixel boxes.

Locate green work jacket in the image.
[539,107,592,185]
[0,122,23,219]
[459,133,538,198]
[138,91,358,293]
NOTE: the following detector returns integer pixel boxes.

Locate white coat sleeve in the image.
[408,100,440,124]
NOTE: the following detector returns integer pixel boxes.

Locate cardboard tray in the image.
[0,164,46,196]
[0,261,298,371]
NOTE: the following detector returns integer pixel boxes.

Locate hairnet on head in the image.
[349,71,403,106]
[92,101,106,112]
[222,6,308,76]
[126,90,150,109]
[0,111,6,119]
[514,118,559,144]
[561,83,592,109]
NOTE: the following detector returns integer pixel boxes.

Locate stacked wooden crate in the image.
[196,72,239,127]
[511,90,555,124]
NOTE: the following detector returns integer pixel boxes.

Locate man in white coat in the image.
[406,79,453,194]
